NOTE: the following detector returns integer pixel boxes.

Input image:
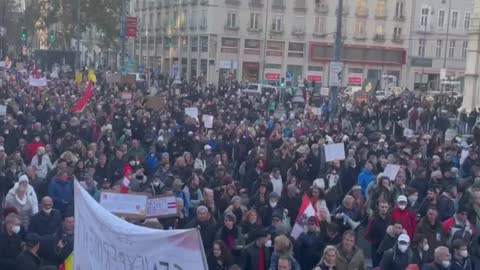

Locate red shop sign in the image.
[348,77,363,85]
[307,75,322,82]
[265,72,281,81]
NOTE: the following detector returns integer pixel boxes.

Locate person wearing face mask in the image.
[29,196,62,236]
[379,233,413,270]
[411,236,432,268]
[0,213,23,270]
[407,189,421,214]
[391,195,417,239]
[422,246,452,270]
[450,239,472,270]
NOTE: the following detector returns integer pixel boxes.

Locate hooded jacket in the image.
[358,169,375,198]
[391,206,417,239]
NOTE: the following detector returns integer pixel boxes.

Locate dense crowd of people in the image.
[0,63,479,270]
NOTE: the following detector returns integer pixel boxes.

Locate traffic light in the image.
[49,31,55,41]
[21,28,27,41]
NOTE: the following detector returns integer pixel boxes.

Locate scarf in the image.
[15,192,27,205]
[258,246,265,270]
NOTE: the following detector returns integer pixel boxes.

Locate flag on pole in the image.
[58,253,73,270]
[290,195,316,239]
[70,81,94,113]
[75,72,83,84]
[87,70,97,83]
[33,64,39,79]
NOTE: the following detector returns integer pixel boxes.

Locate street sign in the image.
[329,61,343,87]
[125,17,138,38]
[440,68,447,80]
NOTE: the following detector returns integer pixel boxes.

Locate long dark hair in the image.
[211,240,233,263]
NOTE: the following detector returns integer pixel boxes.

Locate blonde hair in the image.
[274,235,292,254]
[320,245,338,265]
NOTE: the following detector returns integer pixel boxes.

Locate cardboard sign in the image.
[146,96,166,110]
[15,63,24,70]
[121,75,136,84]
[121,92,133,100]
[0,105,6,116]
[99,192,148,217]
[383,164,401,181]
[202,114,214,129]
[29,77,47,87]
[185,107,198,120]
[445,128,457,143]
[324,143,346,162]
[145,196,177,218]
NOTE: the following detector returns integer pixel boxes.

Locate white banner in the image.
[74,181,208,270]
[29,77,47,87]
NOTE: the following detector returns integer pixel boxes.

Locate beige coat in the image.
[335,245,365,270]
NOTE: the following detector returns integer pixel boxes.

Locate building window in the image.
[375,0,386,18]
[418,39,426,56]
[449,40,456,58]
[395,0,404,17]
[200,59,208,76]
[250,13,260,29]
[462,41,468,58]
[314,16,326,33]
[190,11,198,30]
[354,20,367,38]
[191,36,198,52]
[438,10,445,28]
[226,13,238,28]
[200,36,208,52]
[420,8,429,27]
[375,23,385,35]
[271,16,283,32]
[465,12,471,30]
[293,16,305,34]
[200,10,207,29]
[288,42,304,58]
[356,0,367,17]
[451,11,458,29]
[294,0,306,9]
[394,26,402,38]
[436,40,442,57]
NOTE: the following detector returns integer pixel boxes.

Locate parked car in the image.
[240,84,278,96]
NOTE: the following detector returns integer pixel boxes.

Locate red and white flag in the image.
[33,64,39,79]
[70,81,94,113]
[291,195,316,239]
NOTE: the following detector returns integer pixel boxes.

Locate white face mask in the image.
[460,250,468,258]
[11,225,20,234]
[442,261,451,268]
[153,181,160,187]
[398,204,406,210]
[270,202,278,208]
[43,208,53,214]
[398,244,409,253]
[264,240,272,247]
[423,244,429,252]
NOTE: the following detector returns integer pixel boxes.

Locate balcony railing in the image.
[392,34,403,43]
[356,8,369,17]
[375,11,387,19]
[292,28,306,36]
[272,1,286,10]
[373,33,386,41]
[354,32,367,40]
[224,24,240,31]
[315,3,329,14]
[226,0,241,5]
[249,0,264,8]
[394,14,406,21]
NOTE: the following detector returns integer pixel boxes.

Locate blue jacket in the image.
[48,179,73,214]
[358,169,375,198]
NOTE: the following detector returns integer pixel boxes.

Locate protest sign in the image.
[320,87,330,96]
[0,105,6,116]
[29,77,47,87]
[202,114,214,129]
[445,128,457,143]
[120,92,133,100]
[185,107,198,120]
[383,164,401,181]
[99,192,148,218]
[15,63,24,70]
[106,73,121,84]
[146,196,177,218]
[146,96,166,110]
[75,181,208,270]
[324,143,346,162]
[121,74,136,84]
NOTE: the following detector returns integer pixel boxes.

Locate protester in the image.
[0,63,477,269]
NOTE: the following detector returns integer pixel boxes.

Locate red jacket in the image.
[26,142,45,163]
[391,207,417,239]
